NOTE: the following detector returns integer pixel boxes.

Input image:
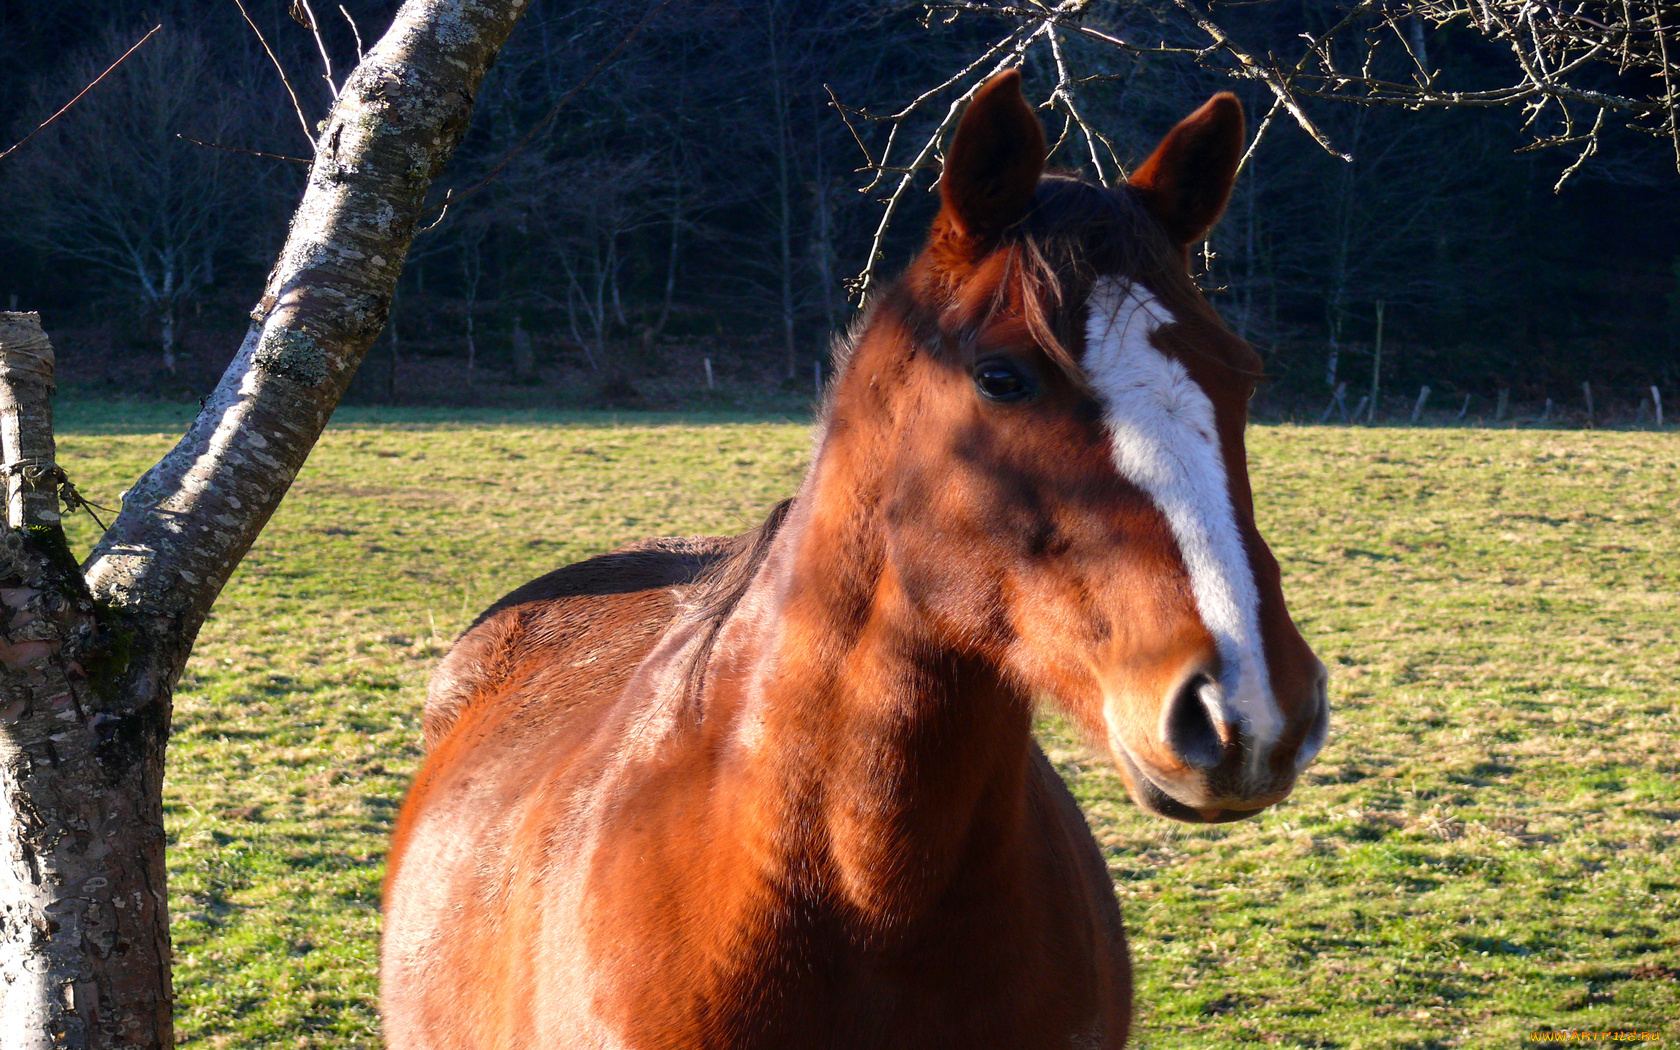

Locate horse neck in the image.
[701,411,1037,931]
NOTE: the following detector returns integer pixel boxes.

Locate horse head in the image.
[821,71,1328,823]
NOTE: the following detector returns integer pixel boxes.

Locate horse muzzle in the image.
[1105,664,1329,824]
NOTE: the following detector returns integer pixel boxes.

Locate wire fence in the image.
[1306,380,1671,429]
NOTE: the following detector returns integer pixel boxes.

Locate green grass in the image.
[55,406,1678,1049]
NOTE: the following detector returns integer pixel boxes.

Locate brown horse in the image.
[382,71,1328,1049]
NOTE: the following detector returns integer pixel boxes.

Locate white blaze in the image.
[1082,276,1280,758]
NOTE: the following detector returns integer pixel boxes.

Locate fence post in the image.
[1411,385,1431,423]
[1654,386,1664,427]
[1582,381,1594,429]
[703,356,714,390]
[1541,397,1553,423]
[1495,388,1509,422]
[509,315,535,384]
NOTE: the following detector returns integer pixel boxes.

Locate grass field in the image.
[54,402,1678,1048]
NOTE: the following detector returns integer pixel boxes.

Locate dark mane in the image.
[828,174,1183,395]
[996,174,1185,378]
[675,496,795,696]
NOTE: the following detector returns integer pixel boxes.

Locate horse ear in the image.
[1127,93,1245,247]
[939,70,1045,242]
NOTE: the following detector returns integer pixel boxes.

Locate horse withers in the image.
[382,71,1329,1049]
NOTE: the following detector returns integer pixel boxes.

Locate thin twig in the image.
[851,22,1051,299]
[176,133,311,165]
[1170,0,1352,160]
[1552,105,1605,189]
[416,190,453,235]
[294,0,340,99]
[824,83,873,171]
[339,4,365,59]
[848,24,1035,194]
[1047,26,1114,179]
[883,23,1036,122]
[0,24,162,164]
[923,1,1193,55]
[1654,0,1680,169]
[232,0,315,146]
[1235,95,1284,177]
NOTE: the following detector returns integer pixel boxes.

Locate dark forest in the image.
[2,0,1676,420]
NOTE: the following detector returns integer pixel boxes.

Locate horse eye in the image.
[973,359,1036,403]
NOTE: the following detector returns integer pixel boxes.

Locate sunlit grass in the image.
[57,408,1678,1048]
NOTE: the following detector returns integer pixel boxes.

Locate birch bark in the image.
[0,1,529,1045]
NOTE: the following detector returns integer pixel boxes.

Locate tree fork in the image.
[0,0,531,1044]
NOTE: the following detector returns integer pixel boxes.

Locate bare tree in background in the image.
[1241,104,1507,388]
[1263,0,1680,182]
[961,1,1674,170]
[0,0,527,1044]
[843,0,1680,294]
[4,27,251,374]
[537,153,671,373]
[731,0,886,378]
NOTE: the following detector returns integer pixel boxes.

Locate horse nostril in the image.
[1295,674,1331,771]
[1163,673,1226,770]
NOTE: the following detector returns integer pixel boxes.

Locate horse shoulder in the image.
[1028,745,1132,1048]
[421,536,733,746]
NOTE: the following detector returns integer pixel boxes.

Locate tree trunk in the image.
[607,236,626,331]
[654,39,690,340]
[0,314,166,1050]
[387,289,402,404]
[765,0,799,378]
[466,311,477,392]
[810,120,839,337]
[0,0,528,1045]
[1325,294,1345,389]
[462,239,481,398]
[1324,111,1363,390]
[657,180,682,336]
[159,310,176,377]
[159,266,178,377]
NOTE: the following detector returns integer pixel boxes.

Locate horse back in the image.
[421,536,732,746]
[384,536,736,1046]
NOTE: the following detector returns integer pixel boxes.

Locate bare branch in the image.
[231,0,316,146]
[842,21,1049,299]
[294,0,341,99]
[1553,105,1606,189]
[87,0,527,674]
[1169,0,1353,160]
[824,82,874,171]
[940,0,1680,183]
[1656,0,1680,169]
[0,25,161,165]
[1047,26,1118,179]
[1235,95,1285,178]
[339,3,366,59]
[175,133,312,165]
